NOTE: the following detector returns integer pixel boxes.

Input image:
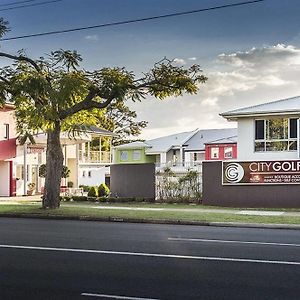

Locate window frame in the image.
[254,118,298,152]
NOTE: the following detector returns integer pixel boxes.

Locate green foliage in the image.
[67,181,74,188]
[39,164,70,178]
[0,36,206,208]
[72,196,88,202]
[156,169,202,202]
[98,183,110,197]
[87,186,98,198]
[79,185,91,192]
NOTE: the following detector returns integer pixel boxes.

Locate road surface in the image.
[0,218,300,299]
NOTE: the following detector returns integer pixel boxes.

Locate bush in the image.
[98,183,110,197]
[67,181,74,188]
[87,186,98,197]
[72,196,88,202]
[79,185,91,192]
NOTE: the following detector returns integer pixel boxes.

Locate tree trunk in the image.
[43,122,64,209]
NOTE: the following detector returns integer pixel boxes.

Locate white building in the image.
[221,95,300,160]
[0,105,114,197]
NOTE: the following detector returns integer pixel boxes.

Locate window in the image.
[16,165,24,180]
[254,118,298,152]
[211,147,219,159]
[3,124,9,139]
[82,171,86,177]
[88,171,92,177]
[224,147,233,159]
[120,151,128,161]
[133,150,141,161]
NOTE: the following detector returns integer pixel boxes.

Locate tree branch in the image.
[59,87,115,120]
[0,75,9,84]
[0,52,41,72]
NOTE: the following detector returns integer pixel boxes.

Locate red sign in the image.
[223,160,300,185]
[27,147,45,154]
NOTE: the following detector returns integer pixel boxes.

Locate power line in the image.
[0,0,62,12]
[0,0,37,7]
[1,0,265,42]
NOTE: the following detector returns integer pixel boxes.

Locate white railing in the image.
[79,150,111,164]
[155,161,202,173]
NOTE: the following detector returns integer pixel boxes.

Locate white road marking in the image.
[0,244,300,266]
[81,292,159,299]
[168,237,300,248]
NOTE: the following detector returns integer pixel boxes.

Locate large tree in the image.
[0,32,207,210]
[102,101,148,146]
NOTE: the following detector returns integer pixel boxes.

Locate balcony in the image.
[79,150,112,164]
[155,161,202,174]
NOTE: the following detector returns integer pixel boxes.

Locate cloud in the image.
[188,57,197,61]
[218,44,300,68]
[201,97,218,107]
[173,58,186,65]
[85,34,99,41]
[130,44,300,140]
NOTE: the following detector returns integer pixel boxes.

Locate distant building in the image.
[113,128,237,173]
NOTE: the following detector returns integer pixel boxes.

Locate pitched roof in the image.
[184,128,237,151]
[221,95,300,119]
[146,129,198,153]
[205,135,237,145]
[114,141,151,149]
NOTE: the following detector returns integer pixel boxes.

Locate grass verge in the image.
[0,203,300,225]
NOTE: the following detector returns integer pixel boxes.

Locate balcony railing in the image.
[79,150,111,164]
[155,161,202,173]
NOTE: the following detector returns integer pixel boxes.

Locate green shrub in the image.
[98,183,110,197]
[87,186,98,197]
[79,185,91,192]
[72,196,88,202]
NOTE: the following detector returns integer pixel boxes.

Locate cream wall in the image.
[237,117,298,160]
[0,161,10,196]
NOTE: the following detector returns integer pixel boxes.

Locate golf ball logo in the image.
[224,163,244,183]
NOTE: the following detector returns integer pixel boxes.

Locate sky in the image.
[1,0,300,139]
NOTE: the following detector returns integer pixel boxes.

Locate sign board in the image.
[222,160,300,185]
[27,146,45,154]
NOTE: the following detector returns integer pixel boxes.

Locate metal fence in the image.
[155,165,202,202]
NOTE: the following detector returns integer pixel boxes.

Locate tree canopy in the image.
[0,20,207,208]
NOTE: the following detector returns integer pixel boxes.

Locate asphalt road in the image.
[0,218,300,299]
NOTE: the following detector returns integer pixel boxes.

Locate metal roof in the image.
[146,129,198,153]
[205,135,237,145]
[184,128,237,151]
[114,141,151,149]
[221,95,300,120]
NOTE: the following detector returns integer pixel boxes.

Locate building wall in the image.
[0,161,10,196]
[110,163,155,199]
[237,117,298,160]
[78,166,106,186]
[203,161,300,208]
[205,144,237,160]
[115,148,156,164]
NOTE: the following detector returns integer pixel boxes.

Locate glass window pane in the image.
[255,120,265,140]
[290,119,297,138]
[266,118,288,140]
[211,147,219,159]
[266,141,288,151]
[120,151,128,161]
[289,140,297,151]
[224,147,233,158]
[255,142,265,152]
[133,150,141,161]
